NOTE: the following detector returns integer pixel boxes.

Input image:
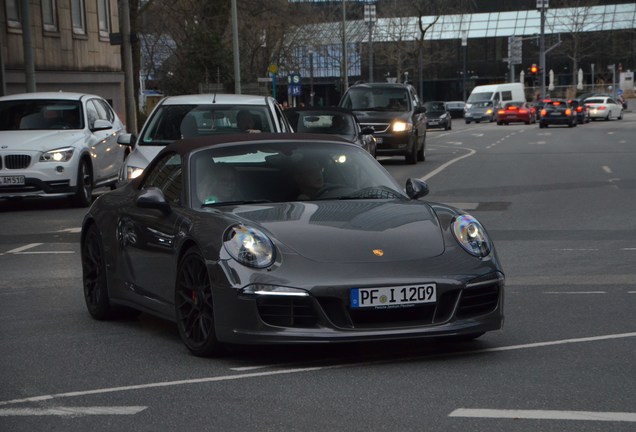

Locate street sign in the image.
[288,73,302,96]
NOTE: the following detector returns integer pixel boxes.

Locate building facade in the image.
[1,0,125,117]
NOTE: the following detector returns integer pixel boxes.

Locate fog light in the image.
[56,166,64,173]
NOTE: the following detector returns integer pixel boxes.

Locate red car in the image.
[496,101,536,125]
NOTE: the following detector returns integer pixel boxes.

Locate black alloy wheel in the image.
[82,224,113,320]
[175,248,220,357]
[73,158,93,207]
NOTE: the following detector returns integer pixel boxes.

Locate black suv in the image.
[339,83,427,164]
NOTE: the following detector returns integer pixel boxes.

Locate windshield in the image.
[286,111,356,137]
[467,92,494,103]
[139,104,275,146]
[0,100,83,131]
[191,141,405,207]
[424,102,446,111]
[341,87,411,112]
[468,101,493,109]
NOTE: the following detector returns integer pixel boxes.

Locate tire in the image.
[175,247,221,357]
[618,111,623,120]
[497,121,502,125]
[405,137,418,164]
[82,224,114,320]
[465,120,471,124]
[72,158,93,207]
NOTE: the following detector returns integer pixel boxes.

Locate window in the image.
[142,153,183,205]
[5,0,21,29]
[41,0,58,32]
[97,0,110,39]
[71,0,86,35]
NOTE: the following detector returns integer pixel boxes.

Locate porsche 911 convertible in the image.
[81,133,504,356]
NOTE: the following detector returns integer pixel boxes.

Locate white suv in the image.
[0,92,127,206]
[117,94,293,183]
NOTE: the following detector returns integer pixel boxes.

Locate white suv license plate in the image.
[350,284,436,309]
[1,176,25,186]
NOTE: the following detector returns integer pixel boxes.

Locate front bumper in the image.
[213,272,505,345]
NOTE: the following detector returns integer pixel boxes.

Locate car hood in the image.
[426,111,446,118]
[230,201,445,263]
[0,130,86,151]
[351,110,412,124]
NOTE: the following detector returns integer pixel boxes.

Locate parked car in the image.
[339,82,427,164]
[445,101,466,118]
[423,101,452,130]
[284,107,376,156]
[584,96,623,121]
[496,101,536,125]
[464,101,495,124]
[81,133,505,356]
[117,94,293,184]
[568,99,590,124]
[0,92,127,206]
[539,99,577,128]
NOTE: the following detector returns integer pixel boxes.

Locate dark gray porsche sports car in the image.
[81,133,504,356]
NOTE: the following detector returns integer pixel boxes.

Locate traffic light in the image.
[529,64,539,75]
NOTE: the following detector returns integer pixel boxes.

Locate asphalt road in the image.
[1,115,635,431]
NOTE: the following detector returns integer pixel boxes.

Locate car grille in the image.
[256,296,318,327]
[361,123,390,133]
[318,290,459,329]
[456,278,501,318]
[3,155,32,169]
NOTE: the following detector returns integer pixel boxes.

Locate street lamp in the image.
[364,3,377,83]
[309,49,315,106]
[538,0,549,99]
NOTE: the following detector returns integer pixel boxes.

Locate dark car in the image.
[464,101,495,124]
[284,107,376,157]
[423,101,452,130]
[496,101,536,125]
[81,133,505,356]
[445,101,466,118]
[568,99,590,124]
[339,82,427,164]
[539,99,577,128]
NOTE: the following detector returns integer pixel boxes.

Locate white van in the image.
[465,83,525,109]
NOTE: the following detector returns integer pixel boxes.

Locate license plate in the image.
[0,176,25,186]
[551,112,562,116]
[350,284,436,309]
[375,137,383,144]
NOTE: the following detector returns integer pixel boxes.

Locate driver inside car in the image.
[293,159,326,200]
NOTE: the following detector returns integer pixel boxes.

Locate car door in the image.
[85,98,123,182]
[409,88,426,138]
[119,152,189,310]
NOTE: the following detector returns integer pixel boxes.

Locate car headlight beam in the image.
[40,147,75,162]
[224,225,275,268]
[451,214,491,258]
[392,121,412,132]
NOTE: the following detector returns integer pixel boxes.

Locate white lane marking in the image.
[4,243,74,255]
[5,243,43,254]
[449,408,636,422]
[552,248,598,251]
[56,228,82,233]
[544,291,606,294]
[622,248,636,251]
[0,406,147,417]
[420,147,476,181]
[602,166,613,174]
[2,332,635,407]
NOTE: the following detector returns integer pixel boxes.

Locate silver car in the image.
[0,92,127,206]
[118,94,293,183]
[584,96,624,121]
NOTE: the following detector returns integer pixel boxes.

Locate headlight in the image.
[40,147,74,162]
[223,225,275,268]
[127,165,145,180]
[451,214,491,257]
[440,113,448,119]
[240,285,308,296]
[392,121,412,132]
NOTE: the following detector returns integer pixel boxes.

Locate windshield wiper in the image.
[202,199,272,207]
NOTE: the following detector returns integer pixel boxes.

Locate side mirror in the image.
[117,133,136,146]
[405,178,429,199]
[360,126,375,135]
[136,187,172,214]
[415,106,426,115]
[92,119,113,131]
